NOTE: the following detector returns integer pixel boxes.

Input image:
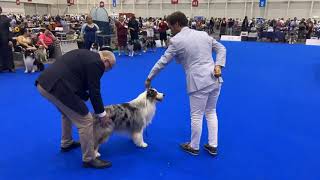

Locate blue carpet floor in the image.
[1,42,320,180]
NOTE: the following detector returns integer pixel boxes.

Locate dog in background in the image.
[146,39,156,52]
[127,40,134,57]
[24,49,44,73]
[140,37,156,52]
[127,39,142,57]
[90,43,99,53]
[35,45,47,62]
[93,88,164,157]
[90,43,114,53]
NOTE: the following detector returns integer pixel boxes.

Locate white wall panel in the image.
[0,1,25,14]
[148,4,160,17]
[36,4,49,15]
[245,1,251,18]
[67,5,79,15]
[76,4,90,14]
[24,3,36,15]
[227,2,245,18]
[176,3,192,17]
[265,2,288,19]
[49,4,59,15]
[312,1,320,18]
[134,4,147,17]
[211,3,226,18]
[0,0,319,19]
[192,2,208,17]
[122,4,134,13]
[162,3,175,17]
[288,2,310,18]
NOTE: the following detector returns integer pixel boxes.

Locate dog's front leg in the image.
[132,130,148,148]
[94,144,101,158]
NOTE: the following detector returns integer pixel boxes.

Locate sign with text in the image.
[259,0,266,7]
[112,0,116,7]
[171,0,178,4]
[67,0,74,6]
[192,0,198,7]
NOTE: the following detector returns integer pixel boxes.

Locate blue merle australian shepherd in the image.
[93,88,164,157]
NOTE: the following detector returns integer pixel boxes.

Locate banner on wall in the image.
[192,0,198,7]
[16,0,20,5]
[67,0,74,6]
[171,0,178,4]
[259,0,266,7]
[112,0,116,7]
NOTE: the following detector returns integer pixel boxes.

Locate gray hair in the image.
[100,50,116,66]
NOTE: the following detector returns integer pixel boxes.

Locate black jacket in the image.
[0,15,11,43]
[36,49,105,116]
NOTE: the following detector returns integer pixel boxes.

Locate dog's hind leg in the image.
[132,130,148,148]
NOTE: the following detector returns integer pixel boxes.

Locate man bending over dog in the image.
[145,11,226,156]
[35,49,115,169]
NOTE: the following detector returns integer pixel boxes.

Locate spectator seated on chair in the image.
[16,28,36,51]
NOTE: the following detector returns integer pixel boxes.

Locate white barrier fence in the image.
[306,39,320,46]
[220,35,241,42]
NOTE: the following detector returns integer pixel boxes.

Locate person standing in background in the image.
[115,16,128,56]
[81,16,99,50]
[128,16,139,41]
[0,7,15,73]
[158,18,168,48]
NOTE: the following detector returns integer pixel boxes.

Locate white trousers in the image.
[189,83,221,150]
[147,29,154,38]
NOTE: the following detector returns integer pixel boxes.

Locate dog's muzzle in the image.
[156,93,165,101]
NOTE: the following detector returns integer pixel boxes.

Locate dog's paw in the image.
[95,151,101,158]
[138,142,148,148]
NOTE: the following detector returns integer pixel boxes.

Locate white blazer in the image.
[147,27,226,93]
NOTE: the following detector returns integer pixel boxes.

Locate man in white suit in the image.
[145,11,226,156]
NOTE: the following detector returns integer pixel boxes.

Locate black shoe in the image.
[180,142,199,156]
[61,141,81,152]
[83,158,112,169]
[8,69,15,73]
[204,144,218,156]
